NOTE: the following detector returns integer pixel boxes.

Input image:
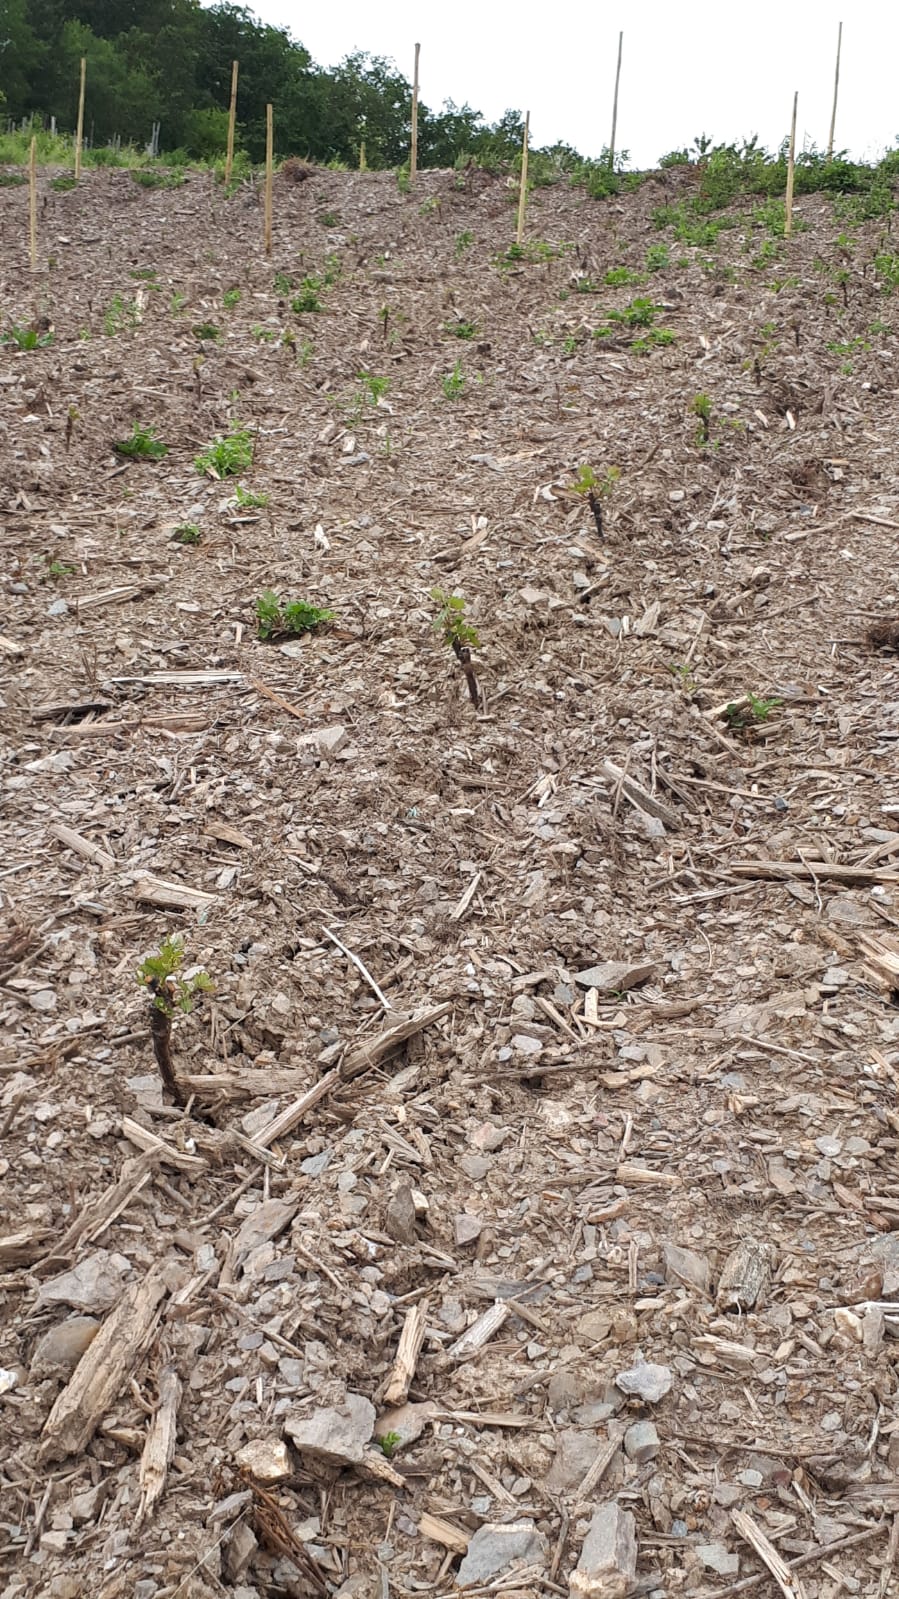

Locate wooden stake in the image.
[410,42,420,181]
[827,21,842,159]
[74,56,86,180]
[516,110,530,245]
[264,102,273,257]
[609,31,623,170]
[359,139,367,171]
[784,90,798,238]
[225,58,238,185]
[29,135,37,270]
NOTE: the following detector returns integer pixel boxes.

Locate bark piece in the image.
[39,1267,168,1462]
[136,1363,182,1526]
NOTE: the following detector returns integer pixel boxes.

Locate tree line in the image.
[1,0,543,167]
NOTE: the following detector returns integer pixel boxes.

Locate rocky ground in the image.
[1,158,898,1599]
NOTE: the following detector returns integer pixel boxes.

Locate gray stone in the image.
[697,1543,739,1577]
[284,1391,375,1465]
[615,1361,673,1404]
[545,1429,599,1493]
[454,1213,483,1246]
[38,1252,133,1314]
[569,1502,637,1598]
[235,1438,291,1482]
[624,1421,660,1463]
[30,1316,101,1377]
[223,1520,259,1583]
[574,961,657,993]
[457,1520,548,1586]
[384,1183,417,1244]
[662,1242,711,1294]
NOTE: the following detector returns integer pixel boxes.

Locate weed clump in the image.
[255,591,334,640]
[195,426,253,477]
[114,422,168,460]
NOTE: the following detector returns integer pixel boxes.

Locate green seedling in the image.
[252,323,278,342]
[45,560,75,579]
[319,211,339,227]
[571,464,619,538]
[358,372,390,403]
[691,393,712,445]
[604,267,642,287]
[273,271,295,294]
[104,295,139,335]
[668,662,698,695]
[454,229,474,256]
[442,361,466,399]
[172,522,201,544]
[222,288,241,309]
[0,172,27,186]
[645,243,670,272]
[233,483,269,509]
[51,175,77,192]
[632,328,677,352]
[195,426,253,478]
[724,692,783,735]
[2,324,53,350]
[137,934,212,1107]
[378,1432,402,1459]
[291,278,323,313]
[192,322,221,342]
[432,587,481,709]
[255,591,334,640]
[132,169,183,189]
[114,422,168,461]
[445,318,478,339]
[170,291,187,314]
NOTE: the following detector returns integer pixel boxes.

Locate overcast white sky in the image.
[255,1,897,166]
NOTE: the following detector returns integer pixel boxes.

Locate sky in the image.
[254,1,898,167]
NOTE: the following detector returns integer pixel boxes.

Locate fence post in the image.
[225,60,239,185]
[29,135,37,270]
[516,112,530,246]
[827,22,842,159]
[410,42,420,180]
[784,91,798,238]
[264,103,273,256]
[74,57,86,179]
[609,32,623,170]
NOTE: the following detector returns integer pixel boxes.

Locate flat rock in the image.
[385,1183,418,1243]
[454,1212,483,1246]
[31,1317,100,1377]
[235,1438,291,1482]
[615,1361,673,1403]
[37,1251,133,1314]
[544,1428,599,1493]
[624,1421,660,1463]
[697,1542,739,1576]
[663,1241,711,1294]
[284,1391,375,1465]
[457,1520,548,1586]
[573,961,656,994]
[569,1501,637,1599]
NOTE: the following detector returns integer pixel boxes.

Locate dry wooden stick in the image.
[446,1300,510,1363]
[248,673,306,720]
[732,1509,807,1599]
[730,859,899,887]
[50,822,115,870]
[341,1002,451,1080]
[384,1302,427,1405]
[598,760,681,830]
[40,1268,168,1462]
[714,1522,886,1599]
[136,1362,182,1527]
[323,925,392,1009]
[574,1436,620,1503]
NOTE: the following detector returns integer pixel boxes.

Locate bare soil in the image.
[1,163,899,1599]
